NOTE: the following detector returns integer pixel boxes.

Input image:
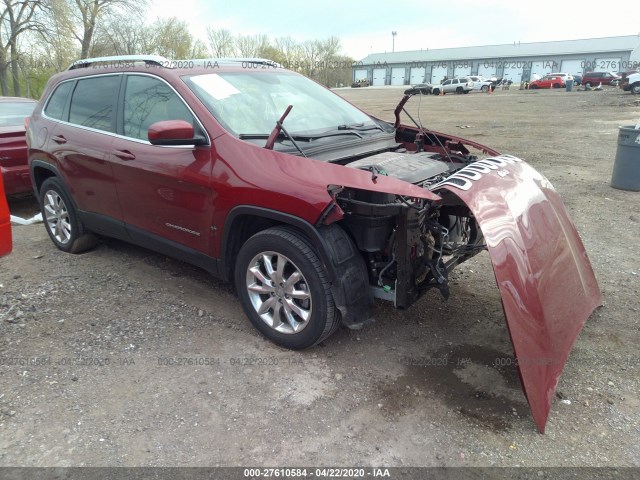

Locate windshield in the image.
[182,71,377,137]
[0,101,35,127]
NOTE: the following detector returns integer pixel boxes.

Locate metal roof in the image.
[358,35,640,64]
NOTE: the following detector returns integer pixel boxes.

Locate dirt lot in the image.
[1,86,639,469]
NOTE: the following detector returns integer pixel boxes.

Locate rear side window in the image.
[44,81,73,120]
[123,75,196,141]
[69,76,119,132]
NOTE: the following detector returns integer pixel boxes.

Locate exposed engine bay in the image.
[332,137,488,311]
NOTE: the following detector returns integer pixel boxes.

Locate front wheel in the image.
[39,177,97,253]
[481,85,489,93]
[530,84,538,89]
[455,87,463,94]
[432,88,440,95]
[235,227,340,350]
[585,82,591,88]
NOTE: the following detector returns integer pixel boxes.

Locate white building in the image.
[353,35,640,85]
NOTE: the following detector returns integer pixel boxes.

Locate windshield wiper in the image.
[264,105,307,157]
[337,122,384,132]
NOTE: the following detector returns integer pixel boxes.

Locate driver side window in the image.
[123,75,196,141]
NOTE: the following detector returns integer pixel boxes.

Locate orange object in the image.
[0,175,12,257]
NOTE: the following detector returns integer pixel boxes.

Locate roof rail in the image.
[67,55,171,71]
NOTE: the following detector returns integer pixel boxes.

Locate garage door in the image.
[372,68,386,86]
[594,57,622,72]
[477,63,496,79]
[502,65,523,83]
[560,59,584,76]
[410,67,426,84]
[390,67,406,86]
[354,69,368,81]
[431,65,448,84]
[530,62,547,79]
[454,64,472,77]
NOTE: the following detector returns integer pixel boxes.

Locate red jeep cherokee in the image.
[28,55,600,432]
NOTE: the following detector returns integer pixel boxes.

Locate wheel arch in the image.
[221,206,374,328]
[30,161,60,201]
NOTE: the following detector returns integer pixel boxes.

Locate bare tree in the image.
[0,0,45,95]
[66,0,146,59]
[235,33,269,58]
[206,27,235,58]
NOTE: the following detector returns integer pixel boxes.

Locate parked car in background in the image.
[622,71,640,94]
[529,75,565,89]
[0,97,37,196]
[468,76,492,92]
[0,175,11,256]
[547,72,573,82]
[27,55,601,432]
[581,71,620,87]
[432,77,474,95]
[404,83,433,95]
[351,79,370,88]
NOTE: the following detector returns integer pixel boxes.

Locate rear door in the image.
[44,75,122,221]
[109,73,214,254]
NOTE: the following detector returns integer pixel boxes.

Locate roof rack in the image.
[186,57,281,68]
[67,55,171,71]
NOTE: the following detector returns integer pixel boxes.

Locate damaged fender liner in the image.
[434,155,602,432]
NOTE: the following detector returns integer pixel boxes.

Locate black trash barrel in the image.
[611,126,640,191]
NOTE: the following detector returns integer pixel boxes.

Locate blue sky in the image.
[150,0,640,59]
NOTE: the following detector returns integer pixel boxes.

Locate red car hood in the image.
[434,155,601,432]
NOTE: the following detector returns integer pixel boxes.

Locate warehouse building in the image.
[353,35,640,86]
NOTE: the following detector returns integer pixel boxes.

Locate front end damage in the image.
[322,103,601,432]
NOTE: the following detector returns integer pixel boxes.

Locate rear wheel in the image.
[553,83,561,88]
[432,88,440,95]
[39,177,97,253]
[481,85,489,93]
[530,84,538,89]
[455,87,463,94]
[235,227,340,350]
[585,82,591,88]
[631,83,640,95]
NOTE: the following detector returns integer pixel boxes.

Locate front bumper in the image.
[435,155,602,432]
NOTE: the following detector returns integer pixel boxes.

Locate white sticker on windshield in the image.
[191,74,240,100]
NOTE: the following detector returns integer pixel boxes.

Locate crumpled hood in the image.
[434,155,602,432]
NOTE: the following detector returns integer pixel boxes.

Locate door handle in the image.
[52,135,67,144]
[113,150,136,161]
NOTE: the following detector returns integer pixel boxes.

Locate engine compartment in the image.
[332,138,487,314]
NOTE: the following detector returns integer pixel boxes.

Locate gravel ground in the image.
[0,86,638,469]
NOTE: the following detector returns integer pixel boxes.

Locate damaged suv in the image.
[28,56,601,432]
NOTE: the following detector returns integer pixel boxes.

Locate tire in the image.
[553,83,561,88]
[39,177,97,253]
[463,90,469,94]
[235,227,340,350]
[456,87,463,94]
[585,82,591,88]
[432,88,440,95]
[530,84,538,89]
[481,85,488,93]
[631,83,640,95]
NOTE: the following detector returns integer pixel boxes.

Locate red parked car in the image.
[27,55,601,432]
[529,75,565,89]
[0,96,37,196]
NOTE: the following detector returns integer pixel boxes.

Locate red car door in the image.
[109,74,215,254]
[44,75,122,221]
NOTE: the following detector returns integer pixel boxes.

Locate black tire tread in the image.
[236,227,340,349]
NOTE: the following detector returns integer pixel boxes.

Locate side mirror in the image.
[148,120,206,146]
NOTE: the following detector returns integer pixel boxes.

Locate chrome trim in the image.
[68,55,171,70]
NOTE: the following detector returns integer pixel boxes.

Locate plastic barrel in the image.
[611,126,640,191]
